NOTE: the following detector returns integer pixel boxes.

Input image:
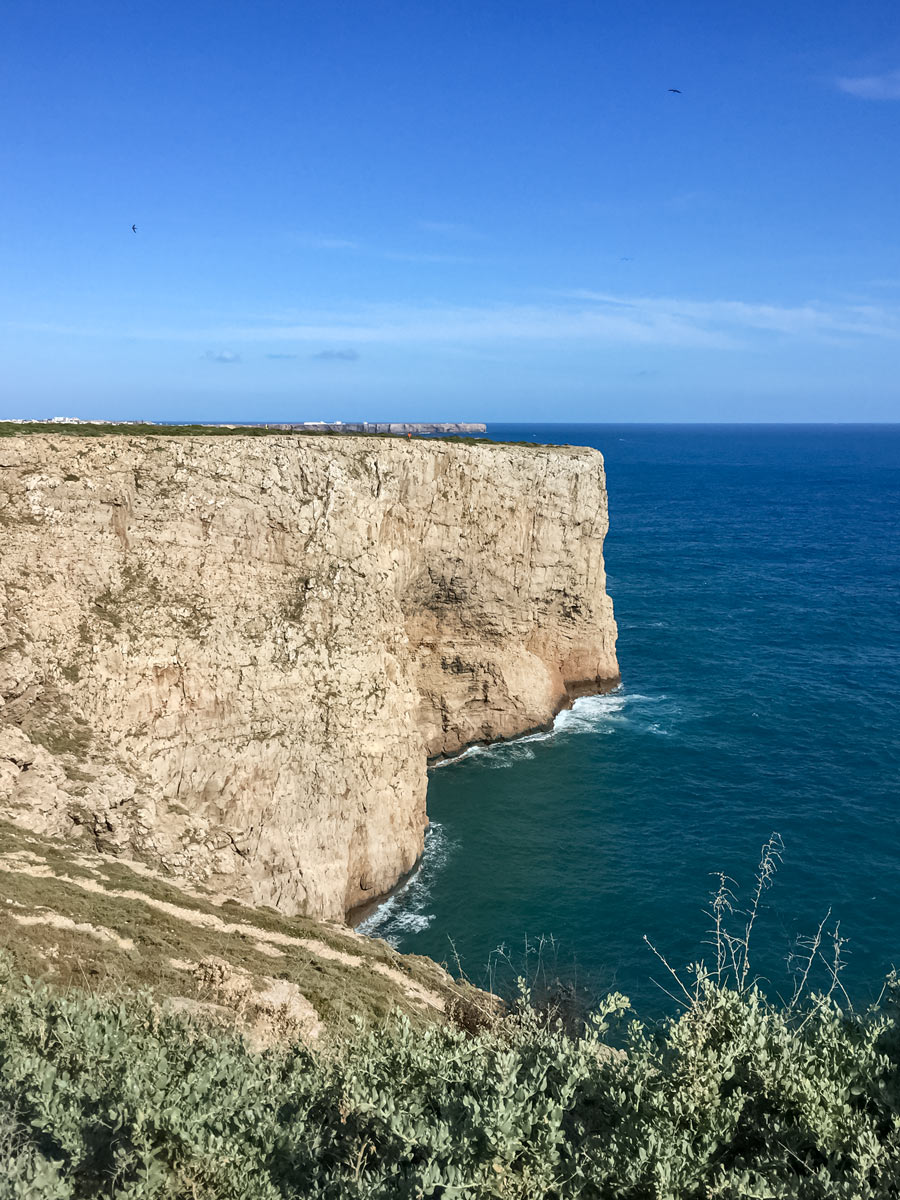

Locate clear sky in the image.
[2,0,900,422]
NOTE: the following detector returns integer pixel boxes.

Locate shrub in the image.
[3,841,900,1197]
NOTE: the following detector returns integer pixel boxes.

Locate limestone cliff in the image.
[0,434,618,921]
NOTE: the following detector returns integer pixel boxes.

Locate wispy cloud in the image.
[837,68,900,99]
[194,293,900,351]
[288,231,479,264]
[202,302,731,349]
[203,349,241,364]
[15,290,900,352]
[291,234,360,250]
[381,249,480,264]
[561,290,900,341]
[311,349,359,361]
[667,190,713,210]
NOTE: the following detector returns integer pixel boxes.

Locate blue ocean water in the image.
[361,425,900,1015]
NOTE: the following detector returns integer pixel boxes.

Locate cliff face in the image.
[0,435,618,921]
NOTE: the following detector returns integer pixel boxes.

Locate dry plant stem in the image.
[738,833,784,992]
[822,921,853,1010]
[642,935,695,1007]
[795,929,852,1033]
[646,833,854,1025]
[704,872,737,986]
[789,908,831,1011]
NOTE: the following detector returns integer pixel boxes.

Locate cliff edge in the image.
[0,434,618,921]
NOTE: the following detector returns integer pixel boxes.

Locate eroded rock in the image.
[0,435,618,919]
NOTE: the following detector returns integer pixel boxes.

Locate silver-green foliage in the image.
[1,838,898,1199]
[1,965,900,1199]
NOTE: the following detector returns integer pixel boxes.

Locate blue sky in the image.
[2,0,900,422]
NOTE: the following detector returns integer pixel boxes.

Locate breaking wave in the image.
[428,687,677,772]
[360,686,677,944]
[356,821,455,946]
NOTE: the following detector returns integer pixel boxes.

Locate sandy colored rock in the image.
[171,957,325,1045]
[0,434,618,920]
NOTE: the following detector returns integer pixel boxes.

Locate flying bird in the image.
[131,224,137,233]
[668,88,682,94]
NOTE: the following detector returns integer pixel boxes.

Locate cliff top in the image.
[0,421,582,452]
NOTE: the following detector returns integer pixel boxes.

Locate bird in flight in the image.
[131,224,137,233]
[668,88,682,94]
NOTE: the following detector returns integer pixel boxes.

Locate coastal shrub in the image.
[4,839,900,1198]
[2,965,900,1197]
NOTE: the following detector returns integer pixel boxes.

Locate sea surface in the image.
[360,425,900,1016]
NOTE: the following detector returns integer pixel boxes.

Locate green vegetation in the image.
[0,423,550,449]
[85,561,209,641]
[19,690,93,763]
[0,422,374,439]
[0,824,468,1038]
[3,957,900,1197]
[2,833,900,1197]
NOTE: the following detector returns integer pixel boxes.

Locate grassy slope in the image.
[0,823,481,1037]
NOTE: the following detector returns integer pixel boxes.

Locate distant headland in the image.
[2,417,487,436]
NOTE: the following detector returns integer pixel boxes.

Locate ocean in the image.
[359,424,900,1016]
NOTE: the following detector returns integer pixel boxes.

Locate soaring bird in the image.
[131,224,137,233]
[668,88,682,94]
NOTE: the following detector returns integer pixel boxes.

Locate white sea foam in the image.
[553,690,629,732]
[430,721,560,770]
[429,689,678,777]
[360,687,678,943]
[430,744,487,769]
[430,688,631,772]
[356,821,453,946]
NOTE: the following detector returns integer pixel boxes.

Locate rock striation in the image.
[0,434,618,921]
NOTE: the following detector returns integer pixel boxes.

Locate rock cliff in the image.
[0,434,618,921]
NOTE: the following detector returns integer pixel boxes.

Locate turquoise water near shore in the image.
[360,425,900,1015]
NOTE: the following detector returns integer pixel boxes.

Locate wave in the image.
[429,688,677,772]
[430,725,556,770]
[356,821,454,946]
[360,687,678,945]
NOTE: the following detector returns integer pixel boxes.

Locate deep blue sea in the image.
[360,425,900,1016]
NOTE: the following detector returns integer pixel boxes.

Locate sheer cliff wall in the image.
[0,435,618,920]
